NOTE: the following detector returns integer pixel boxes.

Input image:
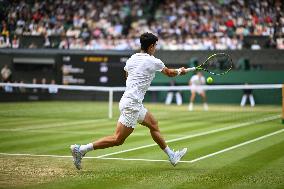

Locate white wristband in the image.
[185,67,196,72]
[175,68,182,75]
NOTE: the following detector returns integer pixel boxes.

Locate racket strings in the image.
[201,54,232,75]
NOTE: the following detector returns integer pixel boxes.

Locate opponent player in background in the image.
[70,32,188,169]
[188,72,208,111]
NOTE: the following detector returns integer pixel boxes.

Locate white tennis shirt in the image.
[122,53,165,103]
[190,75,205,86]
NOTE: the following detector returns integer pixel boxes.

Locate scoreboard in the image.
[60,54,130,86]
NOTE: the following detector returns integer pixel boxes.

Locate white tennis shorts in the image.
[118,97,147,128]
[191,85,205,95]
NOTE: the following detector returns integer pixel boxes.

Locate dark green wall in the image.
[153,71,284,85]
[146,71,284,105]
[144,88,281,105]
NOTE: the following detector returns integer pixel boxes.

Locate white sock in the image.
[79,143,94,154]
[163,146,174,158]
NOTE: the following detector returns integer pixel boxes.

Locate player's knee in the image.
[153,120,158,128]
[150,120,159,132]
[114,137,125,146]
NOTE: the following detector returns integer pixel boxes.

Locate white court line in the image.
[0,128,283,164]
[189,128,284,163]
[0,153,170,163]
[96,115,280,158]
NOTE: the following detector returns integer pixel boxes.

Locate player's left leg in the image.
[92,122,134,149]
[249,94,255,107]
[140,111,187,166]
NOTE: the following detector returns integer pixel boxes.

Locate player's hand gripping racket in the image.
[185,53,233,75]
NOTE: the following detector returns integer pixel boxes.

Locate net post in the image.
[282,84,284,124]
[108,89,113,119]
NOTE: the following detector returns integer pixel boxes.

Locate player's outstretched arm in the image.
[161,67,186,77]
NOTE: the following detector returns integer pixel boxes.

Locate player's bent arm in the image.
[161,67,186,77]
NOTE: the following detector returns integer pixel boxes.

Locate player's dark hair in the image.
[140,32,158,51]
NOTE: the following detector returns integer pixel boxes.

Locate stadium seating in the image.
[0,0,283,50]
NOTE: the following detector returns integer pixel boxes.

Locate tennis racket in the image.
[185,53,233,75]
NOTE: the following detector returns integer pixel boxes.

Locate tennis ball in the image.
[207,77,213,84]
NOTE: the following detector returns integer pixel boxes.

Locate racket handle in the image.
[185,67,196,72]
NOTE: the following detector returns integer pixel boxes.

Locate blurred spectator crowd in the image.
[0,0,283,50]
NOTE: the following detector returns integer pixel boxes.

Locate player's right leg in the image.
[70,98,138,170]
[200,91,208,111]
[140,111,187,166]
[249,94,255,107]
[70,122,133,170]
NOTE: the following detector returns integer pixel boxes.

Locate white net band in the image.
[0,83,282,92]
[0,83,282,119]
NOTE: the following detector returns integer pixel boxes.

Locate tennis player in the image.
[188,72,208,111]
[71,32,188,169]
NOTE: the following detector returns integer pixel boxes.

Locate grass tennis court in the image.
[0,101,283,189]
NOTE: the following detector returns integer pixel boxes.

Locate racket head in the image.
[197,53,233,75]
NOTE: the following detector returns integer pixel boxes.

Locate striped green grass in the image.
[0,101,283,189]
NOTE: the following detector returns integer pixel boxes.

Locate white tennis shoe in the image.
[70,144,84,170]
[169,148,187,167]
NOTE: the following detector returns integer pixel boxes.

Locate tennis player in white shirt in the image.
[188,72,208,111]
[71,32,188,169]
